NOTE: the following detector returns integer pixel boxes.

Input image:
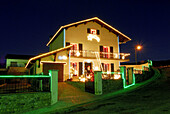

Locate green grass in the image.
[66,81,85,91]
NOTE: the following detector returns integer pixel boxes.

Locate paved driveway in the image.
[58,82,96,105]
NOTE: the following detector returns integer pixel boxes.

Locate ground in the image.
[53,68,170,114]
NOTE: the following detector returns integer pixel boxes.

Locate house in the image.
[25,17,131,81]
[5,54,34,75]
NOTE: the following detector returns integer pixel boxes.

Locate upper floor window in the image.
[10,62,17,67]
[100,46,110,58]
[87,28,100,35]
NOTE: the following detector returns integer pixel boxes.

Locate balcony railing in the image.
[70,50,130,60]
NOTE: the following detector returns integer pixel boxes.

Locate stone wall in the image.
[102,79,123,94]
[0,92,50,113]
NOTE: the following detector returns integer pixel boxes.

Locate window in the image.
[70,43,78,56]
[66,42,70,46]
[103,46,109,58]
[102,63,109,72]
[104,63,109,72]
[87,28,100,35]
[70,62,78,76]
[10,62,17,67]
[100,46,110,58]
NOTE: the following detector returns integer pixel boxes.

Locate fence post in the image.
[49,70,59,105]
[94,71,102,95]
[120,66,126,88]
[39,80,43,91]
[127,67,134,85]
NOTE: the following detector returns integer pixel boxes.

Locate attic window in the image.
[87,28,100,35]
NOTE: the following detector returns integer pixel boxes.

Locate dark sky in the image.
[0,0,170,63]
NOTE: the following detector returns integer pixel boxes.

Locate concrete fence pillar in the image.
[94,71,102,95]
[49,70,59,105]
[120,66,126,80]
[127,67,134,85]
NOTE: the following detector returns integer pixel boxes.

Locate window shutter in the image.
[100,46,103,58]
[111,63,114,72]
[66,42,70,46]
[79,43,83,51]
[79,43,83,57]
[79,62,82,76]
[110,46,113,58]
[101,63,104,71]
[87,28,90,33]
[97,30,100,35]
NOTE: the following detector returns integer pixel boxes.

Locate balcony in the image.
[70,50,130,60]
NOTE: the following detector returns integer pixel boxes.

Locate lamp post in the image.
[135,45,142,65]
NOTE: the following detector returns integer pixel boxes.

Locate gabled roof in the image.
[5,54,35,60]
[47,17,131,46]
[25,45,72,68]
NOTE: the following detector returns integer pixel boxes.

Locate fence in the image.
[0,75,50,94]
[102,72,121,80]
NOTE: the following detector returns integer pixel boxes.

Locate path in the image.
[58,68,170,113]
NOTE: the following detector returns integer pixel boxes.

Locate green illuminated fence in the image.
[0,75,51,94]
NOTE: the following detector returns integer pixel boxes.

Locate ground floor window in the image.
[70,62,78,76]
[103,63,109,72]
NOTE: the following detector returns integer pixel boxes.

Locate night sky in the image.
[0,0,170,63]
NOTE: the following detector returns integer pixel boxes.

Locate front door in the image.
[85,62,92,76]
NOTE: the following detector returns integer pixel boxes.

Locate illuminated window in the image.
[10,62,17,67]
[87,28,100,35]
[71,43,78,56]
[70,62,78,76]
[102,63,109,72]
[103,46,109,58]
[91,29,97,35]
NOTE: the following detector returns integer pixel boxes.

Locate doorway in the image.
[85,62,92,76]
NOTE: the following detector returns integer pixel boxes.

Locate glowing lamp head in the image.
[136,45,142,50]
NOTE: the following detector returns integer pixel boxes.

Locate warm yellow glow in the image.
[115,54,118,58]
[58,55,67,60]
[136,45,142,50]
[122,56,125,59]
[46,17,131,46]
[76,51,80,57]
[87,34,100,42]
[94,66,99,71]
[114,74,121,79]
[79,77,86,82]
[40,61,67,64]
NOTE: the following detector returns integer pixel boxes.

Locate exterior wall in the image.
[6,59,28,68]
[65,21,120,71]
[65,21,119,53]
[34,50,69,81]
[49,30,64,51]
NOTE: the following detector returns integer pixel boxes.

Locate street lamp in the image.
[135,45,142,65]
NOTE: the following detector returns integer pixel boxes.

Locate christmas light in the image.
[87,34,100,42]
[47,17,131,46]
